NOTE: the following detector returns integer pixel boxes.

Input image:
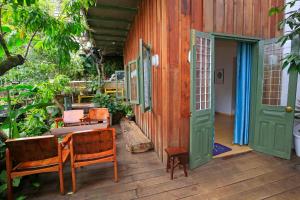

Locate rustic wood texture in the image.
[69,128,118,193]
[201,0,283,38]
[18,129,300,200]
[6,136,70,199]
[84,108,110,125]
[124,0,284,162]
[120,118,154,153]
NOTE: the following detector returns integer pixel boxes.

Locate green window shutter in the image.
[139,38,152,112]
[128,59,140,104]
[125,65,130,101]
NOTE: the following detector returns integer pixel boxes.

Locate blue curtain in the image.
[234,43,252,145]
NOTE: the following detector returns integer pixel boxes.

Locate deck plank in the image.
[19,126,300,200]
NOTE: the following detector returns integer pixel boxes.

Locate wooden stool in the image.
[165,147,188,180]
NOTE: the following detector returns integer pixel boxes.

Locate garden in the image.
[0,1,132,199]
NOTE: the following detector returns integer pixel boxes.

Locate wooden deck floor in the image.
[20,126,300,200]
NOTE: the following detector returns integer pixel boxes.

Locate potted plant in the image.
[93,93,126,125]
[293,99,300,156]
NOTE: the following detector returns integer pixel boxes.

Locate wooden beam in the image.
[94,39,125,44]
[87,16,132,24]
[92,33,127,38]
[90,25,129,32]
[93,37,126,42]
[96,4,138,13]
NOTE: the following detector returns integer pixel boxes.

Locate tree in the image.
[270,0,300,73]
[0,0,95,76]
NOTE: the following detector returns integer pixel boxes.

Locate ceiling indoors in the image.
[87,0,140,56]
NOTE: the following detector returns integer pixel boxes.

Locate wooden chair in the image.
[55,110,84,128]
[5,135,70,200]
[69,128,117,192]
[83,108,110,126]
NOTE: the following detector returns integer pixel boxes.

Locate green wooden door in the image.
[190,30,215,169]
[251,38,299,159]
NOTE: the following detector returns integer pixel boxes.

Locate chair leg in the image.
[170,157,174,180]
[58,164,65,194]
[7,174,13,200]
[114,160,118,182]
[183,164,188,177]
[71,166,76,193]
[166,155,170,172]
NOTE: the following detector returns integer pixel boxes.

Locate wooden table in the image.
[45,123,108,137]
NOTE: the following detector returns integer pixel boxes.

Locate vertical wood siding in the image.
[200,0,283,38]
[124,0,284,162]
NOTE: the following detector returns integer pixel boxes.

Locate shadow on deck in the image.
[20,125,300,200]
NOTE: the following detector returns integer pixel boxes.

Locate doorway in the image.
[213,39,252,158]
[189,30,298,169]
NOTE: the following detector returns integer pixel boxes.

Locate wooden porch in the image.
[20,125,300,200]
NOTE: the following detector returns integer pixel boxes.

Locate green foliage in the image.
[103,56,124,79]
[270,0,300,73]
[0,76,70,139]
[93,93,132,116]
[0,169,23,199]
[1,50,85,84]
[0,0,96,66]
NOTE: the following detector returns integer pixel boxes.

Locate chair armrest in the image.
[107,116,110,127]
[55,117,63,128]
[55,117,63,122]
[80,116,91,125]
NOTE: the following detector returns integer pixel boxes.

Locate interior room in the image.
[214,39,252,158]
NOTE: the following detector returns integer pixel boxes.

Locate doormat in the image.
[213,143,232,156]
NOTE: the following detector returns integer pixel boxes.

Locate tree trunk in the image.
[0,55,25,76]
[53,97,65,114]
[95,63,101,86]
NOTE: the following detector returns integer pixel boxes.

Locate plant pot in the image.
[293,123,300,157]
[126,115,135,121]
[112,112,124,125]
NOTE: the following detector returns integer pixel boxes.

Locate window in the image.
[261,40,290,106]
[195,36,212,110]
[127,60,139,104]
[139,39,152,112]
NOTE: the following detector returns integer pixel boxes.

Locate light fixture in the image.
[152,54,159,67]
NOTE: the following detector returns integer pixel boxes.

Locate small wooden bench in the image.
[165,147,188,180]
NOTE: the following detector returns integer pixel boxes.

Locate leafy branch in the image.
[0,0,96,77]
[270,0,300,73]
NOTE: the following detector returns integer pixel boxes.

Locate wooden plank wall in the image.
[124,0,168,161]
[200,0,284,38]
[123,0,284,162]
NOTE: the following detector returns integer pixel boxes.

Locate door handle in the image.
[285,106,293,113]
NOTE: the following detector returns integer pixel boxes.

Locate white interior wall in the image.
[215,39,237,115]
[281,0,300,106]
[282,1,300,130]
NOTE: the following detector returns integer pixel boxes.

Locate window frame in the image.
[127,59,140,104]
[139,39,152,112]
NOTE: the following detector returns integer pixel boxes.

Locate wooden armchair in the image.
[69,128,117,192]
[55,110,84,128]
[5,135,70,200]
[82,108,110,126]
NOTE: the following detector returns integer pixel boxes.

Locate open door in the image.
[190,30,215,169]
[251,38,299,159]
